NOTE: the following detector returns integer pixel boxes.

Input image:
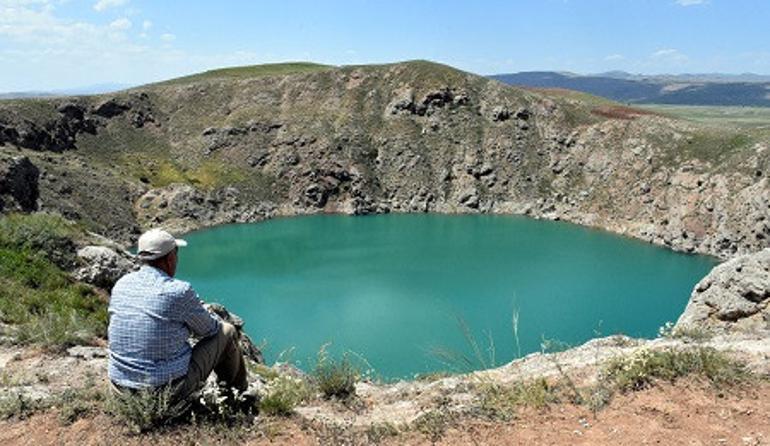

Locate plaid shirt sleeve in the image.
[177,285,220,338]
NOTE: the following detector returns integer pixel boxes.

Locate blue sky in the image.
[1,0,769,91]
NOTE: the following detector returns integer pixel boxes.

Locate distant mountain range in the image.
[0,83,131,100]
[490,71,770,107]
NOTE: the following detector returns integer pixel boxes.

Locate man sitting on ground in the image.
[108,228,247,403]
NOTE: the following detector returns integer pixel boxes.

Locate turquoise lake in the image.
[177,214,717,379]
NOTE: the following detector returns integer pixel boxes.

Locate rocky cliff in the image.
[0,61,767,258]
[677,248,770,331]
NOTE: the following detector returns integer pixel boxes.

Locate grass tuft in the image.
[259,374,312,416]
[313,344,359,400]
[475,378,559,421]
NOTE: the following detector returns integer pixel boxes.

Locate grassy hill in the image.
[146,62,333,87]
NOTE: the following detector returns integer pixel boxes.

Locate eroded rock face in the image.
[676,248,770,331]
[73,245,136,290]
[134,184,273,234]
[0,155,39,212]
[0,103,97,153]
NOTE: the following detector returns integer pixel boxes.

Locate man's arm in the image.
[178,285,220,338]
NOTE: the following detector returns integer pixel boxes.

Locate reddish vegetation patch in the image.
[591,105,658,120]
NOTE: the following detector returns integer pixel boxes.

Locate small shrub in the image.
[0,392,44,420]
[412,410,454,443]
[259,374,312,416]
[365,422,400,443]
[106,386,187,433]
[602,347,748,392]
[56,387,104,426]
[313,345,358,400]
[582,383,613,414]
[476,378,558,421]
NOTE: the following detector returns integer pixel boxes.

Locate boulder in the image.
[93,99,130,118]
[385,88,416,116]
[205,303,265,365]
[676,248,770,332]
[490,105,511,122]
[73,245,136,290]
[0,155,39,212]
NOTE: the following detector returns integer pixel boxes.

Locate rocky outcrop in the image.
[385,87,470,117]
[73,245,136,290]
[134,184,274,234]
[677,248,770,331]
[0,103,97,152]
[0,93,158,154]
[0,155,39,212]
[205,303,265,365]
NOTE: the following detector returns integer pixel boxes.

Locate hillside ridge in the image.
[0,60,767,259]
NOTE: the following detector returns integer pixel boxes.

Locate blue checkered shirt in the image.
[108,265,220,389]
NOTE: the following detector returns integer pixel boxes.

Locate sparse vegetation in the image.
[365,422,400,443]
[475,378,559,421]
[658,321,713,342]
[601,347,749,392]
[0,213,81,268]
[0,214,107,350]
[412,409,455,444]
[429,316,499,373]
[120,154,248,189]
[0,385,104,424]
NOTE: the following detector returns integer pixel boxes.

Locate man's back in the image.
[108,265,218,388]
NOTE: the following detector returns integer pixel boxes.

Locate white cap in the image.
[136,228,188,261]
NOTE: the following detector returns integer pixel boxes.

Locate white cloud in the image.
[604,54,624,61]
[647,48,689,67]
[0,0,323,91]
[675,0,706,6]
[652,48,678,58]
[0,1,180,89]
[109,17,131,30]
[142,19,151,31]
[652,48,688,62]
[93,0,127,12]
